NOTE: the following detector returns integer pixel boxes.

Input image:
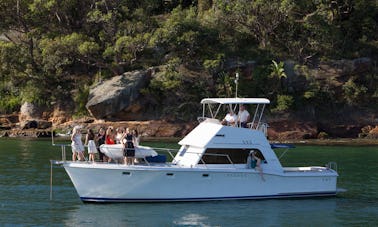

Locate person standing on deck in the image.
[121,128,135,165]
[105,126,115,145]
[132,129,140,147]
[96,127,107,162]
[71,125,85,161]
[105,126,115,163]
[115,127,124,144]
[85,128,97,162]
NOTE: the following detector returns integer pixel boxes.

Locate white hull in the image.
[63,162,338,202]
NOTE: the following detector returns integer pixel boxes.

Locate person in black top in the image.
[96,127,106,162]
[121,128,135,165]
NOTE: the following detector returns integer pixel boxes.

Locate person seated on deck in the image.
[247,150,265,181]
[221,110,237,126]
[237,104,250,128]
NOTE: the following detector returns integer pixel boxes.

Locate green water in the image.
[0,138,377,226]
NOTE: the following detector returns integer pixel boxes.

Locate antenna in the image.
[235,72,239,98]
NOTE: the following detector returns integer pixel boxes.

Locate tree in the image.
[269,60,287,94]
[213,0,288,49]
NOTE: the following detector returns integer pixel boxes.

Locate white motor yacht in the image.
[53,97,338,202]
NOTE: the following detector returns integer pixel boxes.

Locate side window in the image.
[203,149,257,164]
[179,145,188,157]
[251,149,267,163]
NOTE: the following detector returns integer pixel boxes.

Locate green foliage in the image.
[0,0,376,119]
[0,91,21,113]
[342,78,368,105]
[318,132,329,140]
[114,33,151,65]
[203,53,225,73]
[20,81,47,105]
[215,71,234,98]
[269,60,286,79]
[149,58,182,93]
[78,41,100,56]
[303,90,316,100]
[272,95,294,112]
[72,85,90,117]
[266,60,288,96]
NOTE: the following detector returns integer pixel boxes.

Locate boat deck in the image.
[58,161,337,177]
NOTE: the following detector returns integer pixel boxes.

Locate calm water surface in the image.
[0,138,377,226]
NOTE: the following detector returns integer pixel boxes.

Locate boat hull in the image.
[63,162,338,202]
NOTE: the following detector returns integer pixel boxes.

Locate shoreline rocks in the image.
[1,115,377,142]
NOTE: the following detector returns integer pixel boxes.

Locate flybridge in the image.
[199,97,270,132]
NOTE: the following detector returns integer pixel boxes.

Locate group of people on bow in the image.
[70,125,140,165]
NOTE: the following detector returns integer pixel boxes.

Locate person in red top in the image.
[105,126,115,163]
[105,126,115,144]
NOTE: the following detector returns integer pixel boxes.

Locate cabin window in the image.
[179,145,188,157]
[251,149,265,162]
[202,148,266,164]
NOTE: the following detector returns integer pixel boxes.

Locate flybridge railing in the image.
[197,116,269,137]
[247,122,269,136]
[200,102,268,135]
[249,103,266,130]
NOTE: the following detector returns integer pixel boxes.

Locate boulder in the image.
[19,102,41,122]
[0,115,14,129]
[20,119,52,129]
[318,57,372,78]
[86,69,153,119]
[367,126,378,139]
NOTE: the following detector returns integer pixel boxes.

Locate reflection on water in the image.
[0,138,377,226]
[61,198,340,226]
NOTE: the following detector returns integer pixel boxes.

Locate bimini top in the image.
[201,98,270,105]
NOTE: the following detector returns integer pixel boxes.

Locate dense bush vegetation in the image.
[0,0,377,119]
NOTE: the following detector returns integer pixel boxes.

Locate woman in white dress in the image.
[71,125,85,161]
[85,128,97,162]
[132,129,140,147]
[115,127,124,144]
